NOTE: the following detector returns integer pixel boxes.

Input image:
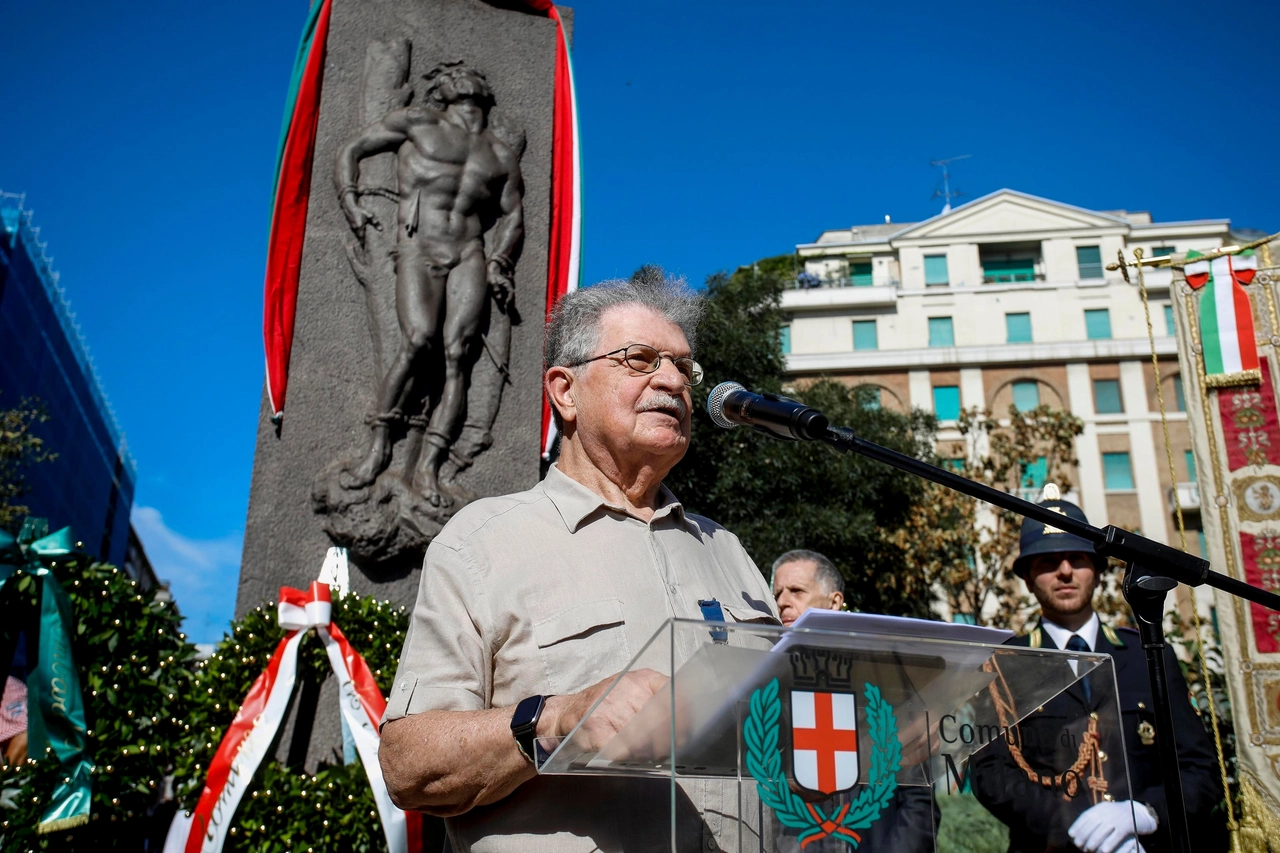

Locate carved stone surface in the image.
[238,0,563,613]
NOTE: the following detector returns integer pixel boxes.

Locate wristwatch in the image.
[511,695,549,765]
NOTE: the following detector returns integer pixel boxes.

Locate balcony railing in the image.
[1168,482,1200,512]
[793,274,901,290]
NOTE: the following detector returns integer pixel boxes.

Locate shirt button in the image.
[706,837,716,850]
[401,682,409,692]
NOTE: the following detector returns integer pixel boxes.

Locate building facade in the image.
[0,191,142,573]
[786,189,1232,559]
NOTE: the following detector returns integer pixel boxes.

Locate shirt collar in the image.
[1040,611,1100,652]
[542,464,686,533]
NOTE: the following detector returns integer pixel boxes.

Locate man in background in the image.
[771,549,939,853]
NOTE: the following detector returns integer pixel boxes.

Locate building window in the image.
[929,316,955,347]
[1006,312,1032,343]
[924,255,949,286]
[1152,246,1175,257]
[1093,379,1123,414]
[1077,246,1104,279]
[1085,308,1112,340]
[983,257,1036,283]
[1022,456,1048,490]
[852,320,878,351]
[1012,380,1040,412]
[1103,452,1135,490]
[1173,375,1185,411]
[859,386,882,410]
[1185,449,1197,483]
[1164,304,1175,336]
[851,261,874,287]
[933,385,961,421]
[780,326,791,354]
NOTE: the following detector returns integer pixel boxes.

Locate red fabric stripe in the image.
[539,4,575,457]
[1232,275,1260,371]
[327,621,387,726]
[185,633,297,853]
[263,0,332,419]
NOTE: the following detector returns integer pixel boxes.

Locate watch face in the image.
[512,695,545,731]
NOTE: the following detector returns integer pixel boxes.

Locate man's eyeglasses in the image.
[571,344,704,386]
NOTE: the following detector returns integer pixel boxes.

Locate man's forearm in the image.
[380,707,534,816]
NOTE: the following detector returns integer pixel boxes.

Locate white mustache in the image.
[636,393,688,419]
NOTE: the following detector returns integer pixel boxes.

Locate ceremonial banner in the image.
[262,0,334,420]
[523,0,584,459]
[1186,247,1261,387]
[1171,239,1280,842]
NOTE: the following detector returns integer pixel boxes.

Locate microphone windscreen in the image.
[706,381,744,429]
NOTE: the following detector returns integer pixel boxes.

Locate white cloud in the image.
[131,506,242,644]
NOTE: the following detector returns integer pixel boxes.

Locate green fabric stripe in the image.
[271,0,326,206]
[1201,278,1225,375]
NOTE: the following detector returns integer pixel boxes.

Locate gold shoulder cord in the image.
[1134,249,1238,842]
[984,657,1108,803]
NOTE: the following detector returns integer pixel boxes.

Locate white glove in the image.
[1068,801,1158,853]
[1112,838,1147,853]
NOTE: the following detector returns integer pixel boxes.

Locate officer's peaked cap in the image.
[1012,499,1106,578]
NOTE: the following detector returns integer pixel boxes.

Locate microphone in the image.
[705,382,830,441]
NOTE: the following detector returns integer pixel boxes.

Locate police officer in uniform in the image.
[970,488,1223,853]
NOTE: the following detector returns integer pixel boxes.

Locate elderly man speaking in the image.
[379,275,780,851]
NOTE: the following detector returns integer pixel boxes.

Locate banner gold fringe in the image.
[36,813,89,834]
[1239,773,1280,853]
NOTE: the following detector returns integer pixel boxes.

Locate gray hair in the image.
[543,271,703,428]
[771,549,844,596]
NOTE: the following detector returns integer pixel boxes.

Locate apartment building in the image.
[785,188,1237,556]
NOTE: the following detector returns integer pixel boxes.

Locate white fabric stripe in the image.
[791,691,815,728]
[835,750,859,790]
[830,693,856,730]
[319,627,406,853]
[563,27,582,294]
[1185,259,1211,277]
[793,750,819,792]
[1211,256,1242,373]
[1234,252,1258,272]
[198,630,304,853]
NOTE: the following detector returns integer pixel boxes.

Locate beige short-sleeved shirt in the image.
[385,464,780,852]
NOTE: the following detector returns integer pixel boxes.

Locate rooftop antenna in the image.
[931,154,971,214]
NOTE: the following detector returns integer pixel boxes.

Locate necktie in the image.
[1065,634,1093,702]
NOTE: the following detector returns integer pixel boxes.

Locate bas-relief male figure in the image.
[335,60,524,507]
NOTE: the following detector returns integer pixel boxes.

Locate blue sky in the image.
[2,0,1276,641]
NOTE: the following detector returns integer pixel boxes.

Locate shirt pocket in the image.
[722,604,781,627]
[533,598,631,695]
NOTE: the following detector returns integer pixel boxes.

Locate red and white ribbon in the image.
[175,572,420,853]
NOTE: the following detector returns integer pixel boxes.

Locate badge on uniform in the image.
[1137,720,1156,746]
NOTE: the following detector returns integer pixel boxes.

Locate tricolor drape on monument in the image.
[1169,238,1280,846]
[174,573,421,853]
[0,519,93,833]
[261,0,584,454]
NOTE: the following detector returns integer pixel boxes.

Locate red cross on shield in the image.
[791,689,859,795]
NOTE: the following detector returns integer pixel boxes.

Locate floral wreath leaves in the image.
[744,678,902,848]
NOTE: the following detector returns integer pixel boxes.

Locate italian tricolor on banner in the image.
[526,2,584,459]
[1186,248,1260,387]
[262,0,333,422]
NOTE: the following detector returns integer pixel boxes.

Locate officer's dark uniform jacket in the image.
[970,620,1223,853]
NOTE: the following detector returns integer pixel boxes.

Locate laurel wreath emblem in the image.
[744,678,902,848]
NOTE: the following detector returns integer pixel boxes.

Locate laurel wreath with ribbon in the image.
[744,678,902,848]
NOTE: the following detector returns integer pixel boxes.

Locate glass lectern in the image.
[537,618,1133,852]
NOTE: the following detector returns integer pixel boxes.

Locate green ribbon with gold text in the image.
[0,519,93,833]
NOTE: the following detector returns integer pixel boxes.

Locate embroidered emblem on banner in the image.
[745,649,901,848]
[1217,361,1280,471]
[1242,532,1280,653]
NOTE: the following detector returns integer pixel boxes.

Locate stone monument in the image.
[238,0,568,615]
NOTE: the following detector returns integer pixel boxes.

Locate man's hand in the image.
[487,258,515,310]
[542,668,669,752]
[1068,800,1158,853]
[341,197,381,241]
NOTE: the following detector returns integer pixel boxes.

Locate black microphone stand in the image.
[817,423,1280,853]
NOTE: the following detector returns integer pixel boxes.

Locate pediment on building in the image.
[892,190,1128,241]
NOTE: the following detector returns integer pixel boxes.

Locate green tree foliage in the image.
[0,399,57,532]
[660,260,942,618]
